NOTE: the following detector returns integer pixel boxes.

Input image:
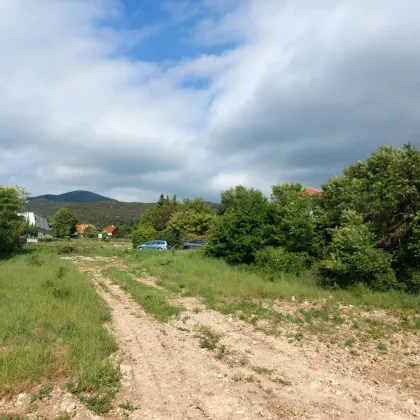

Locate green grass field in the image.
[125,250,420,311]
[0,247,119,413]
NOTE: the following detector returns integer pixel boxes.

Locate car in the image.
[137,240,171,250]
[183,239,206,249]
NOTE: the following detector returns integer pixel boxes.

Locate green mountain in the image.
[30,190,115,203]
[26,191,153,227]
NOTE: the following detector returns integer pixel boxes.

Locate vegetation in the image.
[25,199,153,228]
[0,186,27,252]
[132,196,215,248]
[0,248,118,413]
[103,267,183,322]
[53,208,78,238]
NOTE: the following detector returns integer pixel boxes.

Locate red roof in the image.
[102,225,119,234]
[303,187,322,196]
[75,224,92,233]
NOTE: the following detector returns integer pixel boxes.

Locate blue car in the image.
[136,240,171,250]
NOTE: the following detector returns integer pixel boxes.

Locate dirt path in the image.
[76,264,419,420]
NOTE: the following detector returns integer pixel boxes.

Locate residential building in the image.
[22,212,54,238]
[75,224,93,234]
[102,225,119,236]
[303,187,322,197]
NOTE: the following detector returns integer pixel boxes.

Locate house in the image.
[102,225,119,236]
[75,224,93,234]
[22,212,54,238]
[303,187,322,197]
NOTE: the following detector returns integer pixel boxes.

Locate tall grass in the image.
[126,250,420,311]
[0,248,118,404]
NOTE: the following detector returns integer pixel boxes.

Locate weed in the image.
[119,401,137,411]
[177,327,190,332]
[377,343,387,353]
[272,377,292,386]
[252,366,275,375]
[344,339,355,348]
[245,375,255,382]
[197,326,221,351]
[31,386,52,402]
[408,362,419,368]
[55,266,69,280]
[67,360,120,415]
[215,344,229,360]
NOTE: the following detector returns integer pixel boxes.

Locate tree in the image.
[316,144,420,287]
[83,225,97,239]
[167,210,215,236]
[27,224,38,237]
[318,211,396,291]
[53,208,77,238]
[205,186,271,264]
[270,183,316,254]
[132,225,156,247]
[0,185,28,252]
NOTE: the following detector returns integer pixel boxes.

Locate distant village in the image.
[22,211,119,240]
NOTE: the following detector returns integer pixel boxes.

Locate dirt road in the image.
[81,264,418,420]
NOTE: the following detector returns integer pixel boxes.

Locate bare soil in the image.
[2,259,419,419]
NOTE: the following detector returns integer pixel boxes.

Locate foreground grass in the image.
[0,248,119,414]
[126,250,420,311]
[103,267,183,322]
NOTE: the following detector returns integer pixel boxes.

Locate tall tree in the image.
[0,185,27,252]
[53,208,77,238]
[205,187,271,264]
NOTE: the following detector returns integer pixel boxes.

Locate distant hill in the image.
[26,191,153,227]
[30,190,115,203]
[25,190,219,228]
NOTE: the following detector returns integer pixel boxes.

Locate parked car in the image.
[137,240,171,250]
[183,239,206,249]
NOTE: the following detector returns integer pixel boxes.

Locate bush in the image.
[153,227,182,249]
[132,225,156,248]
[318,211,396,291]
[205,187,271,264]
[254,247,310,277]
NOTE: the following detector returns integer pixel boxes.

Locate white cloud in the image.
[1,0,420,202]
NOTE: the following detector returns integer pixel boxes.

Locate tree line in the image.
[132,144,420,293]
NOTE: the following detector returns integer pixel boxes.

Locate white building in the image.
[22,212,54,238]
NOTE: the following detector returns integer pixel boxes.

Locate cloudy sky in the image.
[1,0,419,202]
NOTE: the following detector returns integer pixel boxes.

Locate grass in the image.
[103,268,183,322]
[125,250,420,311]
[196,326,221,350]
[0,247,119,413]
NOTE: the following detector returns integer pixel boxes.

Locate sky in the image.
[1,0,420,202]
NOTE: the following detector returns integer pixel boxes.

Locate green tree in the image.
[317,143,420,287]
[167,210,215,236]
[318,211,396,291]
[53,208,77,238]
[205,186,271,264]
[270,183,316,254]
[0,185,28,252]
[83,225,97,239]
[132,225,156,247]
[27,224,38,237]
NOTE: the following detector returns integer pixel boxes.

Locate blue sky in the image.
[0,0,420,201]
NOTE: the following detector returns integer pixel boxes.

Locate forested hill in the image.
[30,190,116,203]
[26,191,153,227]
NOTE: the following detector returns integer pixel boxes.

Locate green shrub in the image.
[254,247,310,277]
[132,225,156,248]
[205,187,271,264]
[318,211,396,291]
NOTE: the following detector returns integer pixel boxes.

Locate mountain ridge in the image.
[29,190,116,203]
